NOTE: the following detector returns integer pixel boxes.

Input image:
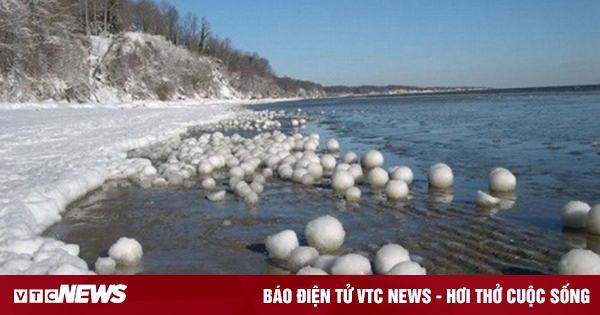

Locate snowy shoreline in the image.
[0,98,286,274]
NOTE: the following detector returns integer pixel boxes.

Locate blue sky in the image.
[169,0,600,88]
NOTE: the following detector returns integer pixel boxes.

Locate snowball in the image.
[301,174,315,186]
[342,151,358,164]
[331,170,355,193]
[327,139,340,152]
[475,190,500,208]
[306,163,324,179]
[305,215,346,252]
[320,154,337,171]
[331,253,372,275]
[557,249,600,275]
[428,163,453,189]
[368,167,389,188]
[262,168,274,178]
[108,237,143,266]
[202,177,217,190]
[207,190,226,202]
[250,182,264,194]
[345,187,361,202]
[265,230,299,260]
[587,204,600,234]
[562,201,591,229]
[347,164,364,183]
[362,150,384,170]
[389,166,414,185]
[385,180,409,200]
[94,257,116,275]
[197,163,213,176]
[288,246,319,272]
[243,191,260,205]
[387,261,427,275]
[489,167,517,192]
[230,166,245,179]
[374,244,410,274]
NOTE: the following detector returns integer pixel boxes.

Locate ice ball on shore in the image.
[202,177,217,190]
[557,249,600,275]
[278,165,293,180]
[342,151,358,164]
[94,257,116,275]
[387,261,427,275]
[301,174,315,186]
[362,150,384,170]
[197,163,214,176]
[292,168,308,183]
[331,253,372,275]
[108,237,143,266]
[374,243,410,274]
[250,181,264,194]
[262,168,273,178]
[368,167,389,188]
[347,164,364,183]
[207,190,226,202]
[167,172,183,186]
[140,165,157,177]
[327,139,340,152]
[345,187,361,202]
[475,190,501,208]
[428,163,454,189]
[385,180,409,200]
[307,163,324,179]
[152,177,168,187]
[296,266,328,275]
[489,167,517,192]
[587,204,600,234]
[562,201,591,229]
[288,246,319,272]
[244,191,260,205]
[230,166,245,179]
[331,170,355,193]
[321,154,337,171]
[265,230,300,260]
[305,215,345,252]
[389,166,414,185]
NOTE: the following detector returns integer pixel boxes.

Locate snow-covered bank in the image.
[0,99,271,274]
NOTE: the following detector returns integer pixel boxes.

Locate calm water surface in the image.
[45,90,600,274]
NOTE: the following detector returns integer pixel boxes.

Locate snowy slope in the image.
[0,99,263,274]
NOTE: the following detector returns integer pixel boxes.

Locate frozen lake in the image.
[45,88,600,274]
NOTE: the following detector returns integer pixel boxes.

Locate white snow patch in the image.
[0,98,280,274]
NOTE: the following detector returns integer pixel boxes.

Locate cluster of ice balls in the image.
[561,201,600,234]
[121,109,523,210]
[265,215,426,275]
[94,237,143,275]
[557,201,600,274]
[118,110,600,275]
[123,111,425,205]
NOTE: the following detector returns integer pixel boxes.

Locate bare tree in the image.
[198,16,210,54]
[179,11,198,50]
[161,2,178,43]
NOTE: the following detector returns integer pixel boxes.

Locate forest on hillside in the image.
[0,0,324,101]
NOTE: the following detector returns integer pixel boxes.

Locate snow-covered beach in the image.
[0,99,271,274]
